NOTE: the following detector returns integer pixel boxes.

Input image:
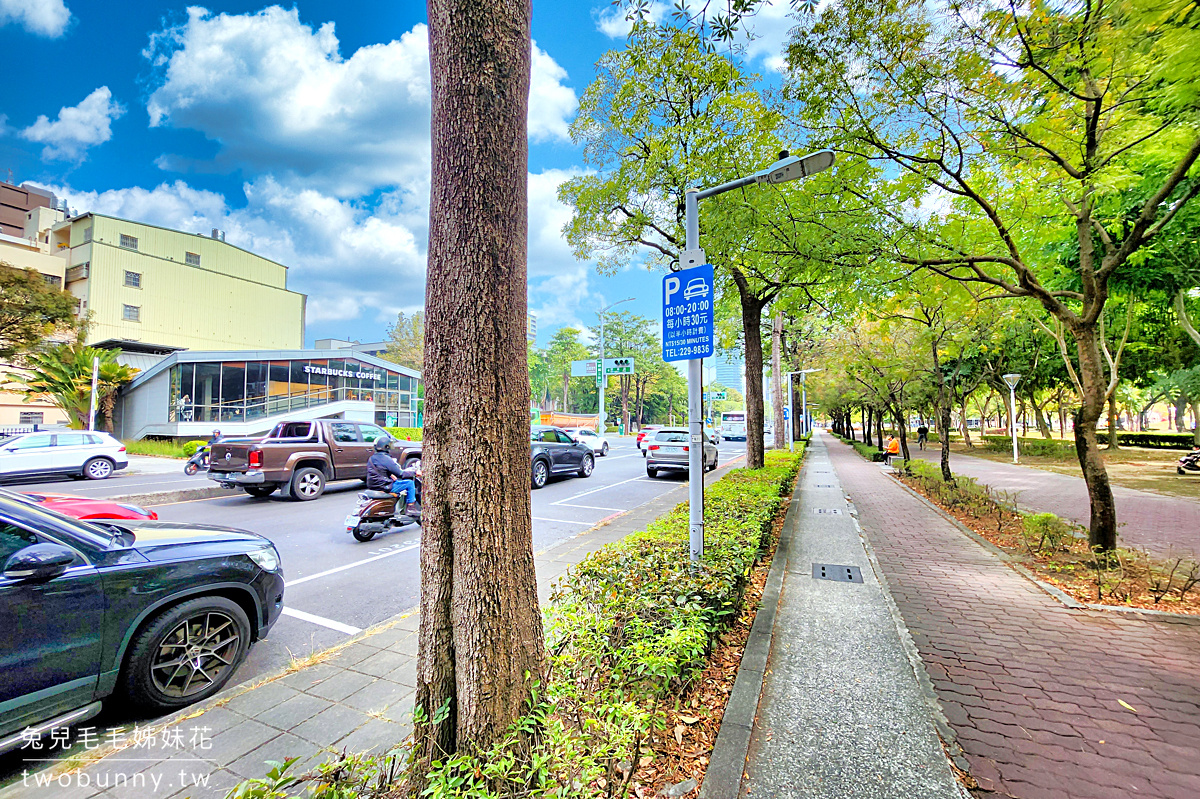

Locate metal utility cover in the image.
[812,564,864,583]
[814,484,835,488]
[812,507,842,514]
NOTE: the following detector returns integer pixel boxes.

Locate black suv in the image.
[0,495,284,753]
[530,425,594,489]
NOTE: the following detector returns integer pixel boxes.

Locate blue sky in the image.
[0,0,796,348]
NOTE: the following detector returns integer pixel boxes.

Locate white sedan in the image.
[0,430,129,481]
[563,427,610,456]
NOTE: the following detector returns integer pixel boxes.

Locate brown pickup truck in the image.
[207,420,420,501]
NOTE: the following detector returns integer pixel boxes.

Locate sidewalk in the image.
[2,461,738,799]
[912,447,1199,557]
[835,435,1200,799]
[737,435,961,798]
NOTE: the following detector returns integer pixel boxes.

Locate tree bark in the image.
[771,310,785,451]
[1032,397,1052,440]
[1192,402,1200,446]
[1106,390,1121,450]
[929,335,953,481]
[731,272,767,469]
[417,0,544,774]
[875,411,884,452]
[1070,324,1118,551]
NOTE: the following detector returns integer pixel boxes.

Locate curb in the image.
[698,458,804,799]
[114,486,233,507]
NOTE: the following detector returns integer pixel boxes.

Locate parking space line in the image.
[286,542,420,587]
[551,474,647,505]
[532,516,595,525]
[282,607,362,635]
[552,503,624,511]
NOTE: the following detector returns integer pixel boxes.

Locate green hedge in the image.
[983,432,1197,453]
[980,436,1077,457]
[1097,431,1197,449]
[383,427,423,441]
[124,439,188,459]
[228,448,804,798]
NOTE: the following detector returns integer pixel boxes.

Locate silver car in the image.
[645,428,718,478]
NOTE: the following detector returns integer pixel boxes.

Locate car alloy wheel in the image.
[150,610,242,699]
[290,467,325,501]
[601,442,609,456]
[532,459,549,489]
[579,454,594,477]
[83,457,114,480]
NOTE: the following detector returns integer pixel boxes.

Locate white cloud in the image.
[0,0,70,38]
[21,87,124,161]
[144,6,576,198]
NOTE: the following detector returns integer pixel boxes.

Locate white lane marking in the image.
[551,474,649,505]
[552,503,624,511]
[533,516,595,525]
[286,542,420,587]
[282,607,362,635]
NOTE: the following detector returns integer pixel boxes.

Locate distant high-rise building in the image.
[0,178,55,238]
[527,313,537,343]
[713,350,744,395]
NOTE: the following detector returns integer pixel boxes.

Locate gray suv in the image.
[645,428,718,478]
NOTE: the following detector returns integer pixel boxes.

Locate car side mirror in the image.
[4,544,76,581]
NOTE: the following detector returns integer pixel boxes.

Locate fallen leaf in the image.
[674,724,685,745]
[1117,699,1138,713]
[680,715,700,724]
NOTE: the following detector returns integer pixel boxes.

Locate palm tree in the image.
[8,344,137,431]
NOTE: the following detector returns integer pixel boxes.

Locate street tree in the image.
[786,0,1200,551]
[383,311,424,372]
[414,0,544,778]
[7,343,135,431]
[0,264,78,361]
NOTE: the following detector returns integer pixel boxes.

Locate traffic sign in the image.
[703,390,727,401]
[662,264,715,362]
[571,358,638,377]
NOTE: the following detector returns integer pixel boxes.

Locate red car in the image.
[0,487,158,521]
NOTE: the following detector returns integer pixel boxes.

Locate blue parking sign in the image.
[662,264,715,362]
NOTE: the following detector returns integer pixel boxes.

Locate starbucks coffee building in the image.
[114,349,421,440]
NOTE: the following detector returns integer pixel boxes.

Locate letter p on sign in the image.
[664,276,681,304]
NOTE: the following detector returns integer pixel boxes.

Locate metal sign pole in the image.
[787,373,794,453]
[684,188,703,563]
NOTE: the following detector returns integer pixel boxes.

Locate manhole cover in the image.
[812,564,863,583]
[812,507,842,514]
[814,484,835,488]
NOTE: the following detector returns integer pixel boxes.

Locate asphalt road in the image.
[0,437,750,785]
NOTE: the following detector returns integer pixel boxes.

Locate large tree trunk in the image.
[1070,324,1118,552]
[417,0,544,775]
[1032,397,1052,439]
[1192,402,1200,446]
[732,273,767,469]
[893,404,911,463]
[861,407,868,445]
[959,399,974,448]
[875,411,884,452]
[771,310,785,451]
[929,337,952,481]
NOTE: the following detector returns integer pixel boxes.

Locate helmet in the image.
[212,429,222,437]
[373,436,393,453]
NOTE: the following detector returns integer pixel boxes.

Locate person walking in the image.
[917,424,929,450]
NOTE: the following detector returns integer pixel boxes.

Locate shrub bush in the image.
[182,439,209,457]
[227,448,805,799]
[383,427,423,441]
[124,439,188,458]
[980,436,1076,457]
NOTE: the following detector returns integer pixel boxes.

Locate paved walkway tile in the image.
[911,447,1199,557]
[832,435,1200,799]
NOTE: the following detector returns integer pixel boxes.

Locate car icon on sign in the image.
[683,278,709,300]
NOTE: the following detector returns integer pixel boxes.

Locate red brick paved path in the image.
[911,447,1199,558]
[827,435,1200,799]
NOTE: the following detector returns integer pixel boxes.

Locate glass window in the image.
[0,521,39,564]
[386,372,399,391]
[193,363,221,422]
[42,274,62,288]
[246,362,268,404]
[172,363,196,422]
[358,425,389,443]
[555,431,575,444]
[83,226,92,242]
[18,412,42,425]
[305,360,330,403]
[185,252,201,266]
[219,363,246,421]
[655,431,689,443]
[11,434,53,450]
[539,430,558,443]
[54,433,88,447]
[124,270,141,288]
[330,423,359,443]
[119,233,138,250]
[122,304,140,322]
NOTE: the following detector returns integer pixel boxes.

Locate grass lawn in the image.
[943,441,1200,500]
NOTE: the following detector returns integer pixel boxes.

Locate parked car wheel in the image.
[531,458,550,489]
[601,442,609,456]
[122,596,251,711]
[82,457,115,480]
[244,486,275,498]
[646,466,658,478]
[578,454,594,478]
[289,467,325,501]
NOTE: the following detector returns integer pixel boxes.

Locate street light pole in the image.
[1003,373,1022,464]
[598,298,634,434]
[784,368,823,451]
[680,149,834,565]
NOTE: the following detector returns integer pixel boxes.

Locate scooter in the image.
[345,464,422,542]
[184,444,210,476]
[1177,449,1200,475]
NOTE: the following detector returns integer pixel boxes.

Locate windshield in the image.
[722,414,745,422]
[655,431,689,443]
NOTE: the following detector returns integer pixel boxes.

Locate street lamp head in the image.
[757,149,836,185]
[1003,373,1022,390]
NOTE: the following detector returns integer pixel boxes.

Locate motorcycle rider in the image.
[366,437,418,515]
